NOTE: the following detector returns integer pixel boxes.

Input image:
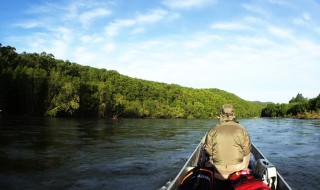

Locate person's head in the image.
[220,104,236,123]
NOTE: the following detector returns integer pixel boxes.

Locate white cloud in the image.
[210,22,252,31]
[136,9,169,23]
[235,36,275,47]
[74,47,97,64]
[14,20,44,29]
[293,13,311,25]
[79,8,111,27]
[52,27,73,40]
[27,1,61,14]
[244,16,264,24]
[267,0,290,6]
[102,43,116,53]
[242,3,270,18]
[268,26,294,40]
[162,0,216,9]
[105,9,178,37]
[105,19,136,37]
[184,33,222,48]
[80,35,103,43]
[23,0,112,29]
[131,27,145,34]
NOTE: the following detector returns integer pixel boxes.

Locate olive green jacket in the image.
[204,121,251,165]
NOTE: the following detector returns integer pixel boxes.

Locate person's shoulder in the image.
[234,122,244,127]
[230,122,247,129]
[234,123,250,133]
[207,124,220,133]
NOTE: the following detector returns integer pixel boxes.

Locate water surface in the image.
[0,116,319,189]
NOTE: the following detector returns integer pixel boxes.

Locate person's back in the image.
[204,104,251,180]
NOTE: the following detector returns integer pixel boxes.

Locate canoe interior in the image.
[167,135,292,190]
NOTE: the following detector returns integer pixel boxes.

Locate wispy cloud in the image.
[11,0,113,59]
[242,3,270,18]
[105,19,136,37]
[21,0,112,29]
[105,9,179,37]
[162,0,216,9]
[14,20,47,29]
[293,13,311,25]
[210,22,252,31]
[184,34,222,49]
[268,26,294,40]
[267,0,291,6]
[79,8,111,27]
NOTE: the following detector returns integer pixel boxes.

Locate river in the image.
[0,116,319,190]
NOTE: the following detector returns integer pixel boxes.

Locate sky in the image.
[1,0,319,103]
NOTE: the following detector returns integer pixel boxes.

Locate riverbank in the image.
[294,111,320,119]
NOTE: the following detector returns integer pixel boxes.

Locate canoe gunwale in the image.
[166,135,206,189]
[251,142,292,190]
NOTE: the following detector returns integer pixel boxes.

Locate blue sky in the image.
[1,0,319,103]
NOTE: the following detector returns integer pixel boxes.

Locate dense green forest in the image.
[261,93,320,119]
[0,44,267,119]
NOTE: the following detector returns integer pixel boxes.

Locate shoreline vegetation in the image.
[261,93,320,119]
[1,44,319,119]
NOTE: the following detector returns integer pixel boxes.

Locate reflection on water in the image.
[0,116,319,190]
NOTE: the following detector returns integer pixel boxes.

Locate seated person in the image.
[204,104,251,180]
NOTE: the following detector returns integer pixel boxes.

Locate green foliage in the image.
[261,93,320,119]
[0,44,265,118]
[309,94,320,112]
[261,103,289,117]
[289,93,307,104]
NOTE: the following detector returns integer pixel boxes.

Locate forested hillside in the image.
[0,44,265,118]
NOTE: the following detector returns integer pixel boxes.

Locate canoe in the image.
[166,134,292,190]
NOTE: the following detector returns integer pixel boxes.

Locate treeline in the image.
[0,44,264,118]
[261,93,320,119]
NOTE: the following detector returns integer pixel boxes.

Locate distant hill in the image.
[0,44,266,118]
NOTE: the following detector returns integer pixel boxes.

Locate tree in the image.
[289,93,307,104]
[309,94,320,111]
[45,71,80,116]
